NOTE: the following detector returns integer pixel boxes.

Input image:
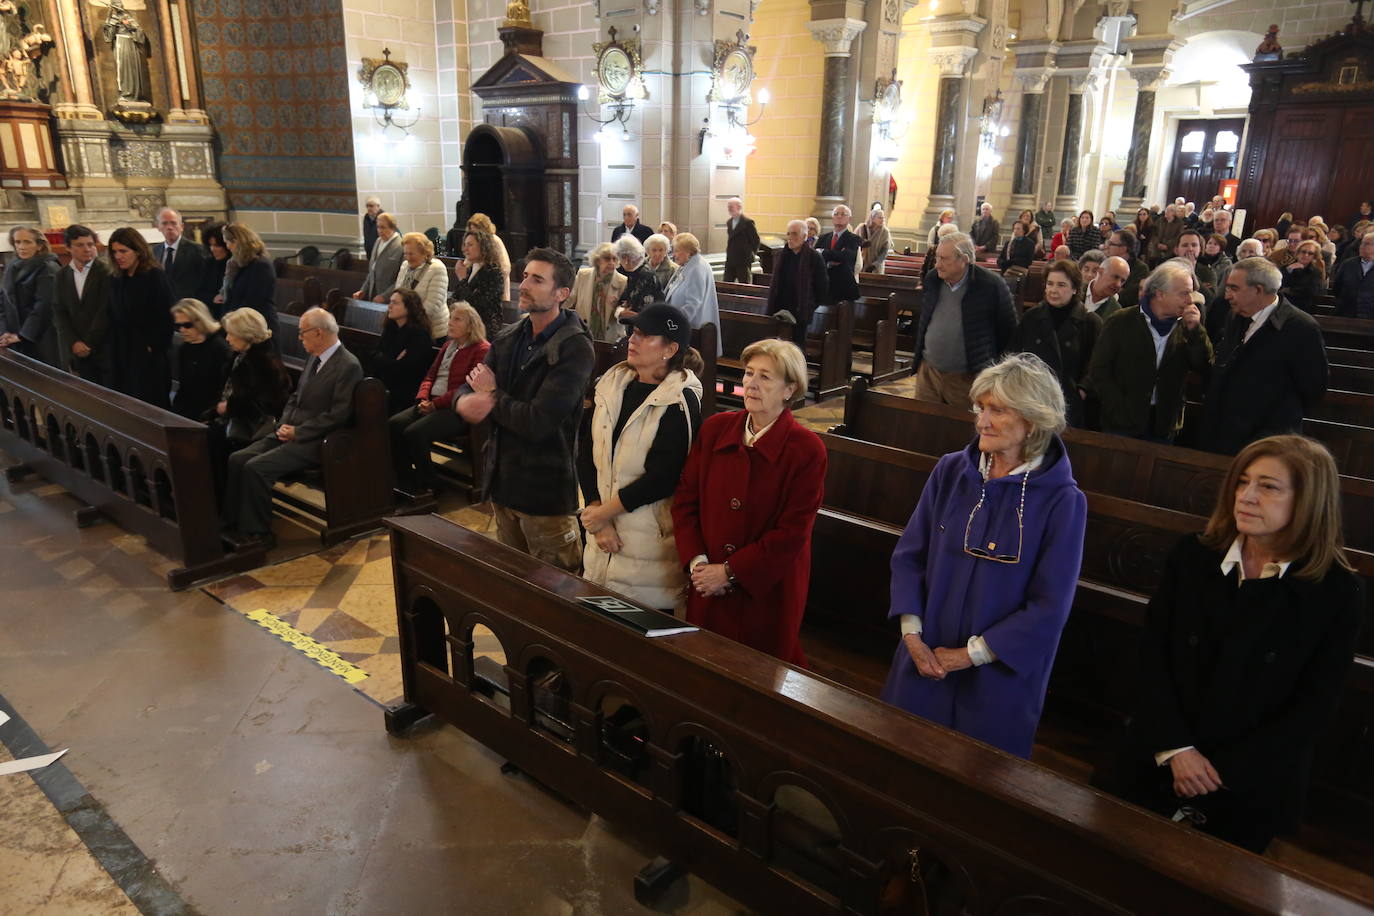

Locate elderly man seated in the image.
[221,307,363,549]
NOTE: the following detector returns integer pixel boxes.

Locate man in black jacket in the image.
[1202,258,1327,455]
[51,224,112,383]
[458,247,595,573]
[723,197,760,283]
[611,204,653,244]
[912,231,1018,410]
[816,204,861,303]
[1331,230,1374,319]
[766,219,827,345]
[152,207,213,303]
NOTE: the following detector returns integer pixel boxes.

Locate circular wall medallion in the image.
[721,48,753,97]
[599,46,632,96]
[372,63,406,106]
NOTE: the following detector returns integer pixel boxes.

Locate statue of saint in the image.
[101,0,150,104]
[503,0,532,27]
[0,0,19,62]
[0,46,32,99]
[1255,24,1283,60]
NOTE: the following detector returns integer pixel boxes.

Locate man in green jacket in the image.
[1086,259,1213,442]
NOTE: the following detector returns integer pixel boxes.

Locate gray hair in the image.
[1230,256,1282,296]
[936,223,961,239]
[222,308,272,345]
[786,219,807,234]
[1144,258,1197,299]
[939,231,977,264]
[301,306,338,335]
[171,298,220,335]
[1236,238,1264,259]
[156,207,182,225]
[727,196,743,207]
[969,353,1066,461]
[613,233,646,268]
[365,195,381,207]
[644,233,671,255]
[1078,249,1107,268]
[622,204,640,217]
[1212,209,1232,224]
[833,204,852,218]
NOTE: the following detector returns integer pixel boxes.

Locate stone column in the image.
[49,0,102,119]
[1119,65,1166,213]
[1007,65,1053,226]
[155,0,186,120]
[1054,71,1098,213]
[919,42,979,245]
[806,17,866,218]
[170,0,209,122]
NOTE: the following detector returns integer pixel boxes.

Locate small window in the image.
[1213,130,1240,153]
[1179,130,1205,153]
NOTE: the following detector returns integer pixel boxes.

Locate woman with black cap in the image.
[577,304,703,612]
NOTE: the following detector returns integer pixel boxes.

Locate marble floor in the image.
[0,456,750,915]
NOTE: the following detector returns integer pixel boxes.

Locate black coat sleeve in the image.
[617,390,702,512]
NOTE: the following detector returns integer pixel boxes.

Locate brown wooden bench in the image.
[714,310,790,409]
[0,350,266,588]
[382,514,1373,914]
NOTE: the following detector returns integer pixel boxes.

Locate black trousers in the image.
[389,404,468,491]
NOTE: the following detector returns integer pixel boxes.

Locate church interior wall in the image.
[742,0,825,237]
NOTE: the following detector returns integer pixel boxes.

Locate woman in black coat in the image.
[222,222,281,348]
[449,230,506,335]
[1278,240,1325,313]
[170,299,232,421]
[1007,259,1101,427]
[1066,210,1104,259]
[1102,435,1362,853]
[369,288,437,416]
[106,228,174,408]
[206,308,292,505]
[0,226,62,367]
[997,220,1037,272]
[613,234,665,319]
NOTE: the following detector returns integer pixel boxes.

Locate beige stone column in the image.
[918,21,981,242]
[50,0,102,119]
[170,0,208,122]
[805,12,867,218]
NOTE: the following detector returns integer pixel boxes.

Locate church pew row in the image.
[713,311,806,410]
[714,298,851,401]
[382,514,1372,915]
[0,350,267,588]
[716,281,907,385]
[806,432,1374,841]
[836,380,1374,583]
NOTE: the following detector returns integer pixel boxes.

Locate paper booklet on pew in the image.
[576,596,699,637]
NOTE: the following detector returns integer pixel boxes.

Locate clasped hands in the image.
[0,332,20,347]
[903,633,972,680]
[455,364,497,422]
[689,561,731,597]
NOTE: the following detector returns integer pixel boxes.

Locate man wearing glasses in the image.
[221,307,363,549]
[1104,229,1149,309]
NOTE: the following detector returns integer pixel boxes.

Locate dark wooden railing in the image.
[0,349,258,588]
[383,515,1371,916]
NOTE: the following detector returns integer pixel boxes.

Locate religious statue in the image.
[102,0,150,106]
[502,0,532,27]
[1254,24,1282,60]
[0,46,32,98]
[0,0,19,62]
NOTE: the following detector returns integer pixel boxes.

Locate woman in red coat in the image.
[672,339,827,666]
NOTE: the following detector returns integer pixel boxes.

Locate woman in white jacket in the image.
[392,232,450,341]
[578,305,703,612]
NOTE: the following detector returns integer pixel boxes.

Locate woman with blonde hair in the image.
[1279,238,1326,313]
[221,222,280,347]
[451,229,506,333]
[880,353,1086,757]
[664,232,720,349]
[926,209,957,249]
[0,225,61,366]
[1107,435,1361,853]
[170,298,231,420]
[207,308,290,503]
[673,338,825,663]
[567,242,628,342]
[656,220,677,240]
[465,212,511,287]
[388,301,491,495]
[392,231,449,341]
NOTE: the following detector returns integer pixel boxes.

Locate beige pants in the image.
[914,362,975,411]
[492,504,583,574]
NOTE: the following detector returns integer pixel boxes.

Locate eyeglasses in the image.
[174,321,195,329]
[963,469,1029,563]
[297,326,321,339]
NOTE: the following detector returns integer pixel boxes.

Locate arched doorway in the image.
[460,124,545,259]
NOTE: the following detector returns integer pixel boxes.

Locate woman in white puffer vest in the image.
[578,305,703,612]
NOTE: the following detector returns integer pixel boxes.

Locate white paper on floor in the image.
[0,749,68,776]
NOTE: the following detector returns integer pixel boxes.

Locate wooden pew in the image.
[382,515,1372,915]
[808,431,1374,840]
[714,311,790,409]
[0,350,264,588]
[836,380,1374,564]
[1317,316,1374,352]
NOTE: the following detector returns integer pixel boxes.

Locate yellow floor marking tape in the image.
[245,608,370,684]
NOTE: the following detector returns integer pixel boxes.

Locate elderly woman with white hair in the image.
[664,232,721,349]
[643,233,678,291]
[613,233,665,320]
[881,353,1087,758]
[568,242,628,342]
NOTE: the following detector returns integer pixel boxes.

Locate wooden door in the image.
[1167,118,1246,208]
[1250,109,1342,230]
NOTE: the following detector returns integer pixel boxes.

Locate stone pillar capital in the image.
[1126,65,1169,91]
[806,18,868,57]
[928,44,980,77]
[1062,70,1101,93]
[1013,66,1055,93]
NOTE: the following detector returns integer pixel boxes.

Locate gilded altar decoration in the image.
[102,0,154,120]
[502,0,533,28]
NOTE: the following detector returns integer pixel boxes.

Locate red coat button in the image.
[729,498,741,510]
[724,544,736,554]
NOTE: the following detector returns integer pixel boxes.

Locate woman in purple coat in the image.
[881,353,1087,757]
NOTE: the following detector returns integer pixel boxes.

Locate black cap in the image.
[622,303,691,351]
